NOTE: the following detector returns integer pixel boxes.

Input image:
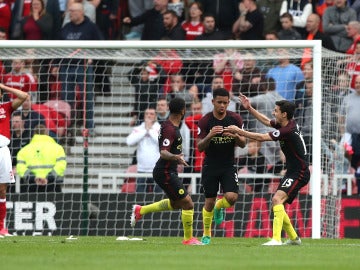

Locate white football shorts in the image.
[0,146,15,184]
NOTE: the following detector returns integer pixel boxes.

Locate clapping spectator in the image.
[122,0,168,40]
[232,0,264,40]
[126,108,162,193]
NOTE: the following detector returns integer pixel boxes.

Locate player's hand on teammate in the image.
[223,125,242,136]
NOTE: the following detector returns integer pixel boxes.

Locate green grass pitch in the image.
[1,236,359,270]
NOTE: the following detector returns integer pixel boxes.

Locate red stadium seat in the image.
[121,165,137,193]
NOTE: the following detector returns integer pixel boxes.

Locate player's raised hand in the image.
[239,93,250,110]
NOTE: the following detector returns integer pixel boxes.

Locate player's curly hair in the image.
[169,97,185,114]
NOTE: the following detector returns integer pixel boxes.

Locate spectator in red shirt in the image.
[181,1,204,40]
[346,21,360,55]
[0,0,11,35]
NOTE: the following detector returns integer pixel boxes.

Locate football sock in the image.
[215,197,231,209]
[272,204,285,241]
[182,209,194,241]
[140,199,173,215]
[202,207,213,237]
[0,199,6,229]
[283,211,298,240]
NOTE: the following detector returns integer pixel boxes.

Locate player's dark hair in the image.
[169,98,185,114]
[212,88,229,99]
[276,100,296,120]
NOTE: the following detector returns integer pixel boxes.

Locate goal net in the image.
[1,40,349,238]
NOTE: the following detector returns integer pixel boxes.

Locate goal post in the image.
[1,40,342,238]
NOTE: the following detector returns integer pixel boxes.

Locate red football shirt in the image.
[0,101,14,139]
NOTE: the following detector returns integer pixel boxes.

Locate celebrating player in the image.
[223,93,310,245]
[197,88,246,245]
[130,98,202,245]
[0,83,29,237]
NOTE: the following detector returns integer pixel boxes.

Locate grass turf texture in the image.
[1,237,359,270]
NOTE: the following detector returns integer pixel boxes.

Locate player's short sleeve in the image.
[159,124,176,151]
[197,116,208,139]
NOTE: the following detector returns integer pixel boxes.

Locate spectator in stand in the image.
[167,73,198,111]
[351,0,360,21]
[96,0,119,40]
[199,0,240,38]
[280,0,312,37]
[266,48,304,101]
[339,74,360,193]
[168,0,185,21]
[2,59,37,101]
[301,13,336,68]
[201,76,237,115]
[238,139,268,193]
[316,0,334,32]
[232,0,264,40]
[213,47,243,91]
[162,9,185,40]
[0,28,7,79]
[124,0,154,40]
[243,77,283,165]
[126,108,162,193]
[257,0,283,35]
[59,1,103,135]
[278,12,302,40]
[232,52,265,98]
[184,100,205,181]
[128,62,165,126]
[194,13,226,40]
[9,111,31,167]
[11,0,61,39]
[346,21,360,55]
[181,1,204,40]
[20,0,53,40]
[294,78,313,162]
[16,124,66,193]
[323,0,357,53]
[156,96,169,124]
[0,0,11,36]
[20,95,46,137]
[63,0,100,26]
[152,48,183,94]
[122,0,168,40]
[323,72,351,143]
[346,42,360,90]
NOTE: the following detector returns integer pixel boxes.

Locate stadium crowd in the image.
[0,0,360,197]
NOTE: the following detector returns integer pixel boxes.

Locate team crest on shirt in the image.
[163,139,170,146]
[272,130,280,137]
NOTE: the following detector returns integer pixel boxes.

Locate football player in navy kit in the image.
[224,93,310,246]
[130,98,202,245]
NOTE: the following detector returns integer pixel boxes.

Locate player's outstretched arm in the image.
[0,83,29,110]
[239,93,271,127]
[224,125,272,142]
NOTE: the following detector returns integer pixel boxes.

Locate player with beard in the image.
[223,94,310,246]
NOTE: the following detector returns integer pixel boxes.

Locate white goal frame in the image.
[1,40,322,239]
